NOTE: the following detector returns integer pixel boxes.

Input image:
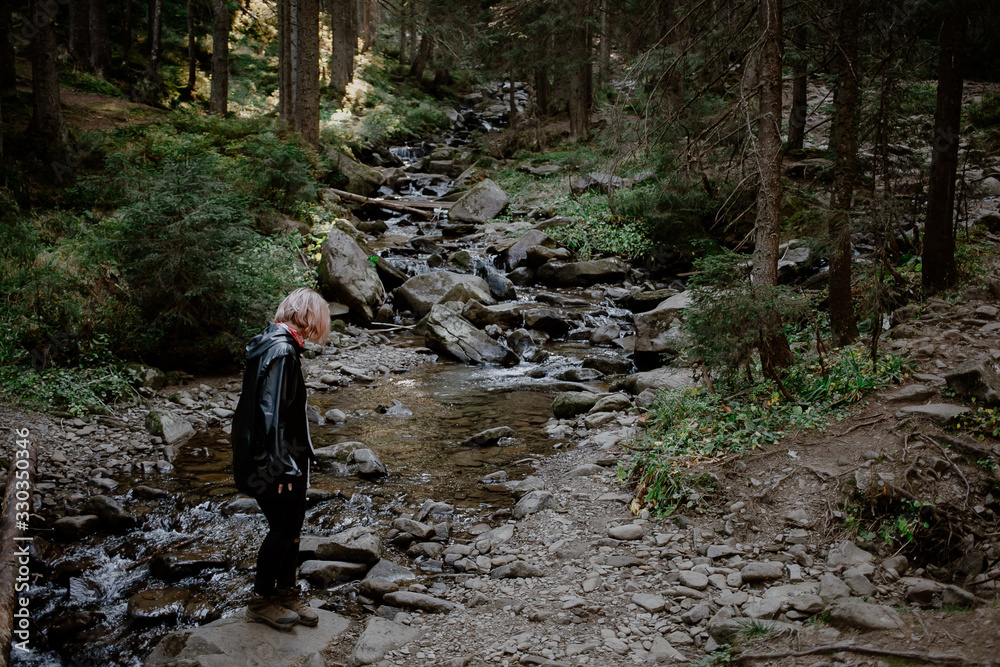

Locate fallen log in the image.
[738,642,977,665]
[326,188,450,219]
[0,426,40,667]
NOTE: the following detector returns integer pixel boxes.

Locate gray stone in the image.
[300,559,369,586]
[945,357,1000,406]
[903,577,941,606]
[589,394,632,413]
[818,573,852,602]
[423,303,519,366]
[382,591,462,613]
[631,593,665,613]
[143,608,349,667]
[633,293,693,354]
[506,230,556,270]
[648,637,684,662]
[392,518,436,540]
[608,524,645,540]
[328,151,385,195]
[885,384,938,403]
[81,495,135,530]
[513,490,557,519]
[619,367,694,395]
[449,179,509,223]
[150,552,227,580]
[740,561,785,583]
[829,599,904,631]
[895,403,971,423]
[128,587,191,620]
[349,616,423,666]
[399,271,493,318]
[351,448,387,477]
[461,426,515,447]
[882,554,908,575]
[826,540,874,567]
[535,259,631,288]
[551,391,600,418]
[844,572,876,596]
[317,224,386,324]
[564,464,604,479]
[791,594,826,614]
[145,411,195,446]
[678,571,709,590]
[366,560,417,584]
[490,561,545,579]
[315,526,382,565]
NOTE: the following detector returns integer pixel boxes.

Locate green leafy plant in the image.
[969,92,1000,128]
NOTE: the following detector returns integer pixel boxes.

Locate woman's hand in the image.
[277,482,293,494]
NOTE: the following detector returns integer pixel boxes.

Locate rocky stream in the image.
[7,82,1000,667]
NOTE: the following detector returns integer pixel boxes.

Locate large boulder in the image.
[145,411,194,446]
[618,367,695,395]
[349,617,423,666]
[506,230,557,270]
[462,301,525,330]
[535,259,630,287]
[634,292,692,354]
[317,224,386,324]
[448,179,509,223]
[945,357,1000,405]
[315,526,382,565]
[395,271,493,318]
[328,150,386,196]
[423,303,519,366]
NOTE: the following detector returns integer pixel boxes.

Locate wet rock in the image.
[608,524,644,541]
[903,577,942,606]
[506,476,545,498]
[352,448,388,477]
[382,591,462,613]
[366,559,417,584]
[551,391,600,418]
[448,179,509,223]
[490,561,544,579]
[133,485,170,500]
[349,616,423,666]
[506,230,557,270]
[328,150,385,195]
[589,393,631,413]
[149,552,227,580]
[441,281,496,308]
[895,403,971,423]
[590,324,620,346]
[144,608,350,666]
[535,259,630,288]
[513,490,556,519]
[53,515,101,540]
[483,272,516,301]
[315,526,382,565]
[633,292,692,355]
[423,303,519,366]
[300,559,369,586]
[945,357,1000,405]
[317,225,386,325]
[81,495,135,530]
[397,271,494,318]
[829,598,904,631]
[127,587,191,620]
[523,309,571,338]
[462,300,524,329]
[461,426,515,447]
[325,408,347,423]
[507,266,535,286]
[145,411,194,446]
[582,356,633,376]
[392,518,436,540]
[740,561,785,583]
[553,367,603,383]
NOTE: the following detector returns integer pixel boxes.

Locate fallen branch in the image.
[125,535,201,572]
[834,415,886,437]
[327,188,442,219]
[921,433,972,508]
[737,642,976,665]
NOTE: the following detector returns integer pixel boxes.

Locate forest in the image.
[2,0,1000,665]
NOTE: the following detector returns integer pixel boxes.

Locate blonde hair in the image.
[274,288,331,346]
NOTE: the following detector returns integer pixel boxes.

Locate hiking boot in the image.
[275,588,319,627]
[247,592,299,631]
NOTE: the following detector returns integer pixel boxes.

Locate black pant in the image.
[254,498,306,596]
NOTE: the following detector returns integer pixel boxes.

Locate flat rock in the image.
[740,561,785,583]
[631,593,665,613]
[150,552,227,580]
[885,384,938,403]
[461,426,515,447]
[818,573,852,602]
[490,561,545,579]
[513,490,556,519]
[895,404,970,423]
[143,608,350,666]
[678,571,709,590]
[349,616,423,666]
[448,179,509,224]
[53,515,102,540]
[945,357,1000,405]
[145,411,195,446]
[365,560,417,584]
[300,559,369,586]
[608,524,645,541]
[829,598,904,631]
[382,591,462,613]
[551,391,600,418]
[315,526,382,565]
[564,464,604,479]
[826,540,874,568]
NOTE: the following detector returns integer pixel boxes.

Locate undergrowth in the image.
[623,346,910,516]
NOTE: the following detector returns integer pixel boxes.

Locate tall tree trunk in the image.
[279,0,292,120]
[787,26,807,151]
[410,32,432,81]
[597,0,609,86]
[923,0,966,292]
[534,66,550,117]
[827,0,861,347]
[294,0,320,146]
[508,70,517,126]
[184,0,196,99]
[70,0,92,66]
[90,0,111,74]
[0,0,16,95]
[146,0,164,95]
[122,0,133,64]
[329,0,355,96]
[210,0,231,115]
[363,0,377,52]
[751,0,793,372]
[398,0,407,65]
[566,18,591,141]
[29,0,68,160]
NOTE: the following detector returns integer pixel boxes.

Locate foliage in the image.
[951,406,1000,438]
[624,346,908,516]
[684,251,810,373]
[968,93,1000,128]
[0,360,139,418]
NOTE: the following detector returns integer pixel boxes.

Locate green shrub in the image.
[968,93,1000,128]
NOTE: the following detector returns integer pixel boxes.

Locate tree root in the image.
[737,642,978,665]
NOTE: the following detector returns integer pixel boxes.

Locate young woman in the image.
[231,288,330,630]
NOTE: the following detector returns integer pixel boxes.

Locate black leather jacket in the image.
[231,323,313,502]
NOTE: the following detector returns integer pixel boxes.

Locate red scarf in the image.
[275,321,305,347]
